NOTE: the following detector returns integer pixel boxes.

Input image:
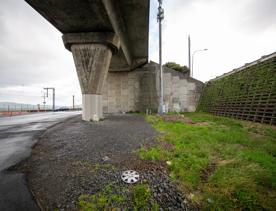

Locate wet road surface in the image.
[0,111,81,211]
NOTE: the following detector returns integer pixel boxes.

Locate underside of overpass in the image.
[25,0,150,121]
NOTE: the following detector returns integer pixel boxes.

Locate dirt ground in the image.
[20,114,194,210]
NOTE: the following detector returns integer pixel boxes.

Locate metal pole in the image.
[188,35,191,75]
[73,95,75,110]
[45,88,48,97]
[44,88,55,111]
[53,88,55,111]
[159,14,163,113]
[43,93,46,112]
[158,0,164,114]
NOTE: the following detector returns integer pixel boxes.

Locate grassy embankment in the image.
[139,113,276,210]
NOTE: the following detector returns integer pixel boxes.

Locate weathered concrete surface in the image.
[102,62,204,113]
[25,0,202,116]
[62,32,120,53]
[25,0,149,70]
[82,94,103,121]
[102,70,158,113]
[70,42,112,121]
[71,44,113,95]
[64,32,119,120]
[25,0,149,121]
[163,66,204,112]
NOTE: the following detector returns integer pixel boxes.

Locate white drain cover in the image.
[121,170,139,184]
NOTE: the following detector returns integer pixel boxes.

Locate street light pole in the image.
[157,0,165,114]
[191,48,208,77]
[188,35,191,72]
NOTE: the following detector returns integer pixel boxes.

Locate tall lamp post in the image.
[188,35,191,71]
[191,48,208,77]
[157,0,165,114]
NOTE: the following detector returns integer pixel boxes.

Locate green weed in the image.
[133,184,152,210]
[141,113,276,210]
[78,184,125,210]
[78,183,159,210]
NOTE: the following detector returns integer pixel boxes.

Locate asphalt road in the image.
[0,111,81,211]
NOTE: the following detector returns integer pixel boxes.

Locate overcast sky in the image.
[0,0,275,106]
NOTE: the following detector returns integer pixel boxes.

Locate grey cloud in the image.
[241,0,276,31]
[163,0,276,32]
[164,0,216,12]
[0,0,74,87]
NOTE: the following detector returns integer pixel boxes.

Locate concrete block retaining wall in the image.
[102,63,204,113]
[102,68,158,113]
[163,67,204,112]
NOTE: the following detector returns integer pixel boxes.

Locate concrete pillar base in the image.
[62,32,120,122]
[82,94,103,121]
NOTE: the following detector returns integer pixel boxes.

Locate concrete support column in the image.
[63,32,120,121]
[71,44,111,121]
[82,94,102,121]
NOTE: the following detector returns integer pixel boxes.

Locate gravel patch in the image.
[21,114,194,210]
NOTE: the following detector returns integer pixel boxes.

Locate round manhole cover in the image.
[121,170,139,184]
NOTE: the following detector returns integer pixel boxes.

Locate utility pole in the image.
[44,87,55,111]
[157,0,165,114]
[42,92,46,111]
[188,35,191,75]
[72,95,75,110]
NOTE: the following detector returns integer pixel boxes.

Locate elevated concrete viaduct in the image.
[25,0,150,121]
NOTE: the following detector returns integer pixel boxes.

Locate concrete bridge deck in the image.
[25,0,149,71]
[25,0,150,121]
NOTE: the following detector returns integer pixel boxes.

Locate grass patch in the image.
[78,184,126,210]
[133,184,158,211]
[78,183,158,210]
[140,112,276,210]
[265,127,276,139]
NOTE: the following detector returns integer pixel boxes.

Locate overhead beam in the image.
[102,0,133,67]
